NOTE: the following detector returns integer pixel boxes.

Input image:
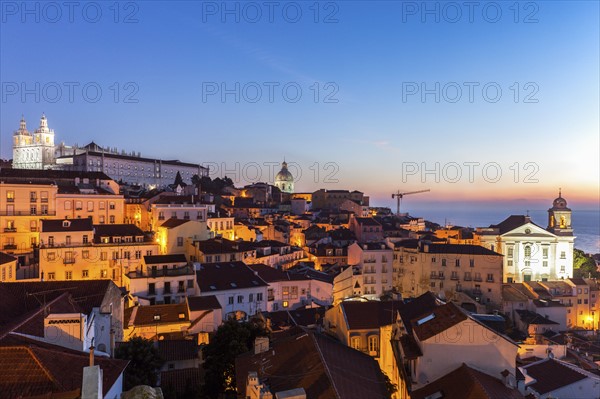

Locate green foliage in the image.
[573,248,599,278]
[201,320,267,399]
[192,175,234,195]
[382,372,397,399]
[115,337,164,391]
[174,171,185,187]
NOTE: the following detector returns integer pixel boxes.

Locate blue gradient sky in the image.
[1,1,598,212]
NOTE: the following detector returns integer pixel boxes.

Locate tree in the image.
[115,337,164,391]
[201,319,267,399]
[573,248,599,278]
[174,171,185,187]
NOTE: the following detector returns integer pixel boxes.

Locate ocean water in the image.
[409,208,600,255]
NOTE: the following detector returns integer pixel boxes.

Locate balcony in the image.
[4,228,17,233]
[30,227,38,232]
[267,296,275,302]
[451,275,459,281]
[438,276,446,280]
[474,277,483,282]
[163,287,172,294]
[178,287,186,293]
[63,258,76,265]
[127,265,195,279]
[40,198,48,203]
[0,211,56,216]
[464,276,472,281]
[363,259,377,264]
[3,244,17,250]
[158,216,165,221]
[30,197,37,203]
[6,198,14,202]
[486,278,494,283]
[183,215,190,220]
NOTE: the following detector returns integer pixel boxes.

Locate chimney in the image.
[89,341,95,367]
[254,336,269,354]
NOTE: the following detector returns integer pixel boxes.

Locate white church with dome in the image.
[476,191,575,283]
[274,160,294,194]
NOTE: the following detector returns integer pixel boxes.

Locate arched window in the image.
[350,336,361,350]
[524,246,531,258]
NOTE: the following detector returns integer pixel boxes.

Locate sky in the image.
[1,0,599,214]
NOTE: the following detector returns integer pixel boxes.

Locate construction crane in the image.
[392,189,430,215]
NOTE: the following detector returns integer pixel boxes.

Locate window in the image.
[249,293,254,303]
[543,248,548,258]
[441,259,447,267]
[75,201,82,210]
[82,270,89,278]
[543,261,548,267]
[228,296,234,305]
[431,257,436,263]
[64,201,72,210]
[487,273,494,282]
[187,279,194,289]
[507,247,514,258]
[507,260,513,267]
[30,205,37,215]
[87,201,94,211]
[560,251,566,259]
[99,201,105,210]
[65,271,73,280]
[109,202,115,210]
[6,191,14,202]
[47,272,55,280]
[469,259,475,267]
[351,337,361,350]
[148,283,156,295]
[283,300,289,308]
[109,215,115,224]
[100,252,108,261]
[66,236,71,245]
[237,295,243,303]
[99,215,105,224]
[177,237,184,247]
[524,246,531,258]
[41,205,48,215]
[135,250,142,259]
[82,250,89,259]
[164,282,171,294]
[368,336,379,353]
[30,191,37,202]
[455,259,460,267]
[83,235,88,244]
[256,292,263,302]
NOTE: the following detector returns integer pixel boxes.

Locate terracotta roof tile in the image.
[411,302,468,341]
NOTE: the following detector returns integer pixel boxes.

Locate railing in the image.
[464,276,472,281]
[6,198,14,202]
[178,287,186,293]
[486,278,494,282]
[30,227,38,232]
[63,258,76,264]
[41,198,48,203]
[474,277,483,282]
[363,259,377,264]
[3,244,17,250]
[267,296,275,302]
[451,275,459,280]
[163,287,172,294]
[183,216,190,220]
[127,265,194,279]
[0,211,56,216]
[4,228,17,233]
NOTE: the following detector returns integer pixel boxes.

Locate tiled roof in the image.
[411,363,524,399]
[502,284,531,302]
[515,310,559,325]
[41,218,93,233]
[567,277,588,286]
[354,217,381,226]
[0,252,16,265]
[93,224,145,239]
[160,368,203,396]
[0,169,112,181]
[0,280,114,337]
[236,327,388,399]
[157,339,198,362]
[187,295,222,311]
[423,243,501,256]
[195,262,268,292]
[125,303,189,327]
[144,254,187,264]
[160,219,192,228]
[341,300,404,330]
[0,333,128,398]
[193,238,241,254]
[521,358,592,395]
[398,334,422,359]
[489,215,543,234]
[247,263,309,283]
[411,302,468,341]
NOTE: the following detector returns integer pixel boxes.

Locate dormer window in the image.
[63,220,71,228]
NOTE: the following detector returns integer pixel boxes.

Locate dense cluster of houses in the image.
[1,166,598,398]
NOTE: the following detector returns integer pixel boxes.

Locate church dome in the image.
[275,161,294,182]
[552,189,568,209]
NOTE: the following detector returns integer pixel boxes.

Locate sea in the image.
[408,208,600,255]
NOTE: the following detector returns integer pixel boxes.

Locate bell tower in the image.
[548,188,572,232]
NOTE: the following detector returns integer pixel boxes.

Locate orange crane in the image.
[391,189,430,215]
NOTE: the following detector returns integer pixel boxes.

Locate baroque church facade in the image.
[476,191,575,283]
